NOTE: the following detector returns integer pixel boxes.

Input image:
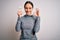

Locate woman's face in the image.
[24,3,33,15]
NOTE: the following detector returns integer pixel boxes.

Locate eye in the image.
[29,7,32,9]
[25,7,28,9]
[29,8,31,9]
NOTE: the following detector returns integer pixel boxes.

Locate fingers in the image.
[17,10,22,17]
[34,8,40,16]
[36,8,40,16]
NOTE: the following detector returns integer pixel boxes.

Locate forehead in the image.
[25,3,32,7]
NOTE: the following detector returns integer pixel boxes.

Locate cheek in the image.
[24,8,33,13]
[25,9,27,12]
[29,9,32,12]
[30,9,32,12]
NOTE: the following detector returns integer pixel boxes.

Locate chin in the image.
[26,12,31,14]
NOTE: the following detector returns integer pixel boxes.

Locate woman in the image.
[15,1,40,40]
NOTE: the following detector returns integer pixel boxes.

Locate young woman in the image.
[15,1,40,40]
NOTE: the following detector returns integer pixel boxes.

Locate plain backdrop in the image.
[0,0,60,40]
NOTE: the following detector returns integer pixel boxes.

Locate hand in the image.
[17,9,22,17]
[34,8,40,17]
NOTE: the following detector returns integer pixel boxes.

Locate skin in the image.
[24,3,33,16]
[17,3,40,17]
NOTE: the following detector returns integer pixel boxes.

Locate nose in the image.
[27,9,29,12]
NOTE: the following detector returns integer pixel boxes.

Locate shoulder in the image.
[32,15,40,20]
[32,15,37,20]
[20,15,26,21]
[20,16,25,19]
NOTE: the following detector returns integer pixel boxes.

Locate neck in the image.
[26,14,32,16]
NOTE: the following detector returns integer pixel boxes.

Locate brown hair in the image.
[24,1,34,8]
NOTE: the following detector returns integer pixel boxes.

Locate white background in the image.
[0,0,60,40]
